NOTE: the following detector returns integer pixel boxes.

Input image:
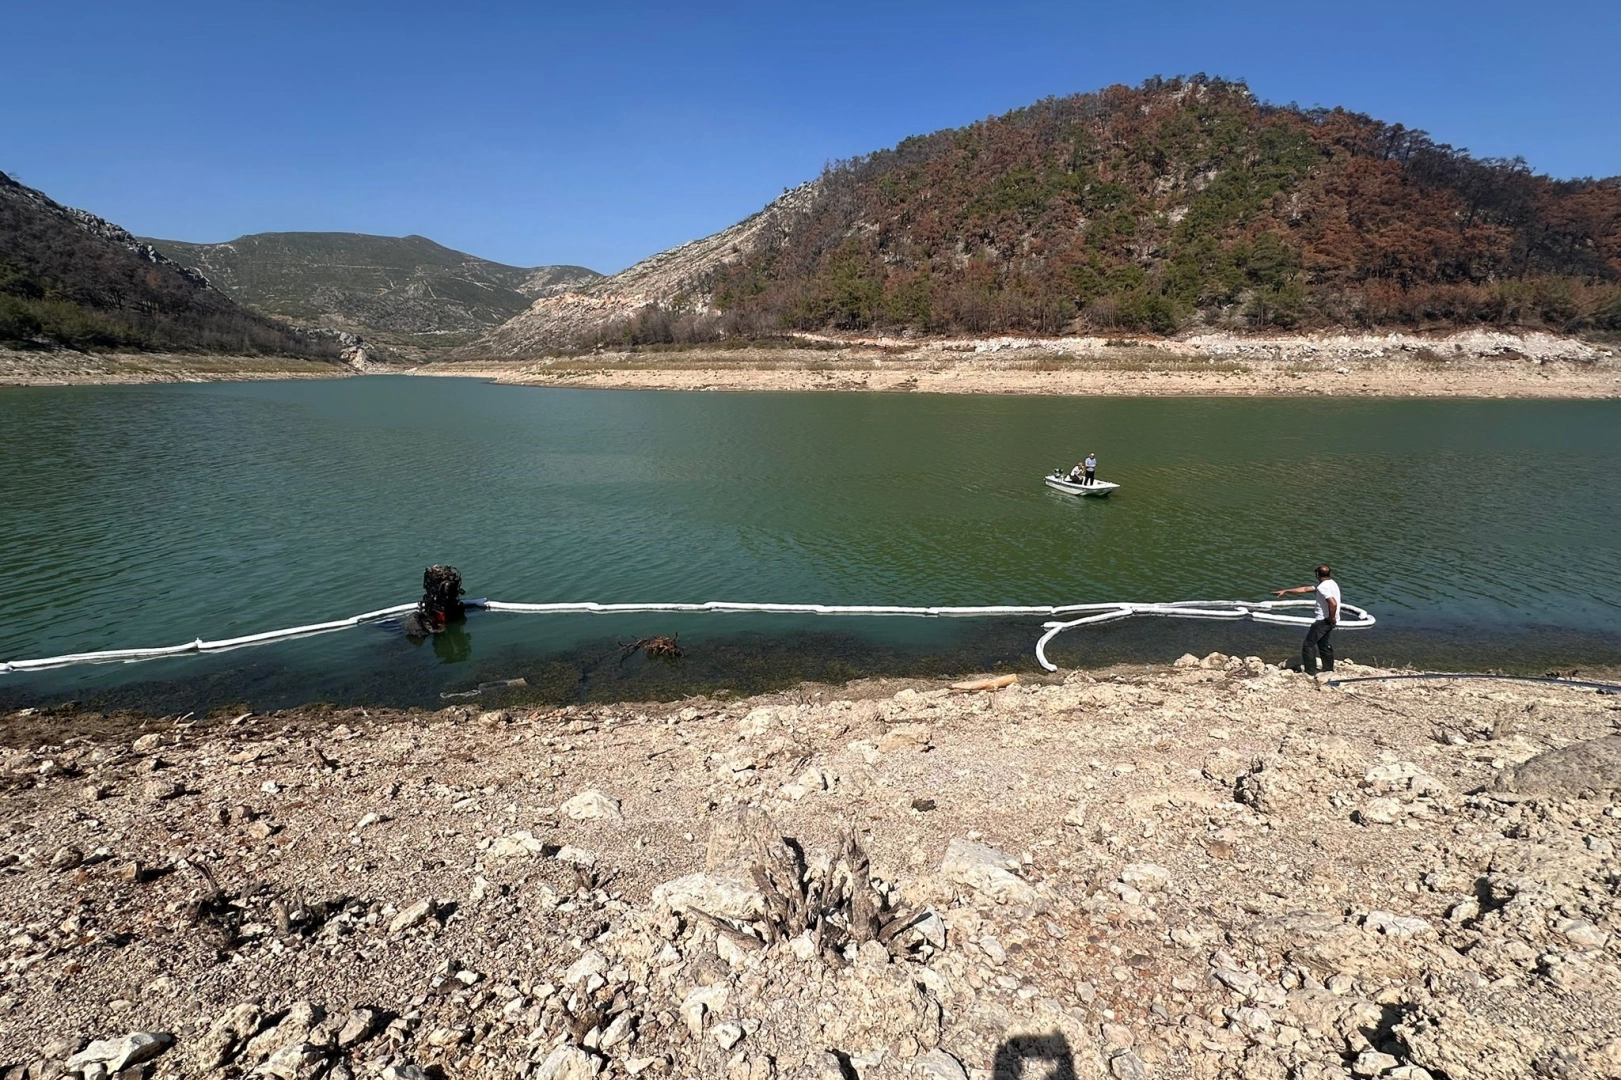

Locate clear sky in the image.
[6,0,1618,274]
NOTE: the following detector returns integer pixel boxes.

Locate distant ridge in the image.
[470,182,821,356]
[144,232,601,354]
[0,172,341,359]
[473,77,1621,355]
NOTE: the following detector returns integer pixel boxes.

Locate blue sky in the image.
[6,1,1618,273]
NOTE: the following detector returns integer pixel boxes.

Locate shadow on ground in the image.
[992,1032,1080,1080]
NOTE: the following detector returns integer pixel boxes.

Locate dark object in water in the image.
[430,623,472,664]
[619,635,681,663]
[439,677,529,701]
[421,564,466,624]
[404,565,466,637]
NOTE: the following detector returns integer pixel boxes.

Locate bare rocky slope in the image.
[467,183,820,357]
[145,233,601,355]
[3,657,1618,1080]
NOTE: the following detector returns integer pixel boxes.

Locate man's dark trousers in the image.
[1302,619,1335,675]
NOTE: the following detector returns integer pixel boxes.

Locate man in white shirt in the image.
[1273,564,1341,677]
[1083,453,1098,486]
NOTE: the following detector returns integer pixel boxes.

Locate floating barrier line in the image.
[0,603,420,674]
[0,597,1373,675]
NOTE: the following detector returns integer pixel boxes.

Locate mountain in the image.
[475,77,1621,355]
[518,264,606,297]
[143,232,601,352]
[473,183,821,356]
[0,173,342,358]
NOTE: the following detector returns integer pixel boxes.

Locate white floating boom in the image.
[1,598,1372,675]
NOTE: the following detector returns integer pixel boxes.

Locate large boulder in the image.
[1495,735,1621,799]
[64,1033,173,1074]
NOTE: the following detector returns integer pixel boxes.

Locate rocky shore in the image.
[0,349,357,387]
[7,331,1619,397]
[424,330,1621,398]
[3,656,1618,1080]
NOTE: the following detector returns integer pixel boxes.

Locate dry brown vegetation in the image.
[0,174,341,360]
[618,78,1621,344]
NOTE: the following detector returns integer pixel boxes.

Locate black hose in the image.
[1326,672,1621,693]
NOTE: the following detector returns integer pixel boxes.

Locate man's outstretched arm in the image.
[1272,585,1315,597]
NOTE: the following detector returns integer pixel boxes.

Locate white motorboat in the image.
[1044,471,1119,496]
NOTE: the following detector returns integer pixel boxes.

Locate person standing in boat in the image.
[1083,452,1098,486]
[1273,564,1339,677]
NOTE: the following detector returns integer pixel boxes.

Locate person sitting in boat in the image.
[1068,461,1086,482]
[1083,452,1098,485]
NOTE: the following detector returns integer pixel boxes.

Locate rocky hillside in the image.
[2,659,1618,1080]
[144,232,601,353]
[474,77,1621,355]
[520,265,607,298]
[471,183,819,357]
[0,173,342,359]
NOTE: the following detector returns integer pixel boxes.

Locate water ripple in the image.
[2,381,1619,675]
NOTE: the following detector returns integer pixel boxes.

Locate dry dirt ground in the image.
[422,330,1621,399]
[0,350,354,386]
[3,658,1618,1080]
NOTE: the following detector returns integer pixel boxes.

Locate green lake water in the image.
[2,376,1618,714]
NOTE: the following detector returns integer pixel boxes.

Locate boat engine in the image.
[405,564,465,636]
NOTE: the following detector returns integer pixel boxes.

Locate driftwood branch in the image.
[840,828,876,942]
[687,908,765,950]
[721,821,921,965]
[618,635,682,663]
[189,857,224,899]
[948,674,1018,693]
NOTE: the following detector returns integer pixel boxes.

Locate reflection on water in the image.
[425,624,473,665]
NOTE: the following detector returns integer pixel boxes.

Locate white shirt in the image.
[1315,578,1342,622]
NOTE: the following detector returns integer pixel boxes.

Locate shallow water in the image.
[2,377,1618,713]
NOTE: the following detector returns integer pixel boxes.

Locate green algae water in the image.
[2,377,1618,714]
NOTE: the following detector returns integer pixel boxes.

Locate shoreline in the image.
[0,348,357,387]
[423,329,1621,398]
[7,638,1621,729]
[4,330,1618,397]
[3,658,1617,1079]
[5,659,1621,746]
[417,353,1621,399]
